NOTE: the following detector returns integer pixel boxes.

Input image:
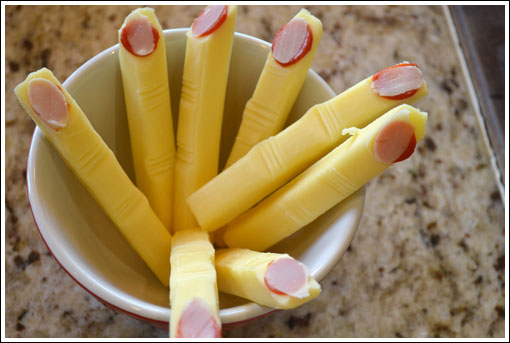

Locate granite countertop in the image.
[5,5,505,338]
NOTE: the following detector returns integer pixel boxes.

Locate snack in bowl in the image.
[14,68,172,286]
[187,62,428,233]
[225,8,323,167]
[173,5,238,232]
[118,7,175,231]
[23,26,350,335]
[17,4,429,338]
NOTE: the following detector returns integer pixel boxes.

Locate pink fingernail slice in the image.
[192,5,228,38]
[272,18,313,67]
[121,15,158,57]
[264,258,307,296]
[372,63,424,100]
[374,120,416,164]
[27,78,69,130]
[176,298,221,338]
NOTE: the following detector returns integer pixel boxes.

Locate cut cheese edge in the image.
[119,7,175,230]
[15,68,172,286]
[215,248,321,310]
[176,298,221,338]
[264,258,309,298]
[170,228,220,338]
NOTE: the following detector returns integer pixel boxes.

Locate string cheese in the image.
[188,63,428,232]
[118,7,175,231]
[170,228,220,338]
[173,5,237,231]
[223,104,428,251]
[225,8,322,167]
[14,68,171,286]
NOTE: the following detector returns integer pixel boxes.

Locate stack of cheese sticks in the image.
[15,5,429,338]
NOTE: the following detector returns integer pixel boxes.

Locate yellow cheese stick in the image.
[118,8,175,231]
[225,9,322,167]
[224,104,427,251]
[188,63,428,232]
[215,248,321,310]
[173,5,237,231]
[170,228,220,338]
[14,68,171,286]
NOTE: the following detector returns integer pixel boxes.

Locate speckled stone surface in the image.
[5,5,505,338]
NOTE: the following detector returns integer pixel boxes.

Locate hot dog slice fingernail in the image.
[374,120,416,164]
[264,258,309,297]
[176,298,221,338]
[372,63,424,100]
[272,17,313,66]
[28,78,68,130]
[121,13,159,56]
[192,5,228,37]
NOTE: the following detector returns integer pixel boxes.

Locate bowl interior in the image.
[27,29,365,324]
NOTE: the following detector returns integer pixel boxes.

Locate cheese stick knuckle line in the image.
[14,68,171,286]
[78,144,115,181]
[244,100,280,130]
[188,63,428,232]
[316,101,345,140]
[281,196,313,225]
[320,167,356,195]
[215,249,321,310]
[223,104,428,251]
[258,136,287,176]
[119,7,175,231]
[173,5,237,231]
[170,228,220,338]
[225,9,322,167]
[144,150,174,178]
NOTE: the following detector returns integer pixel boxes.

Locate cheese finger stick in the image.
[224,104,427,251]
[170,228,220,338]
[225,9,322,167]
[188,63,428,232]
[14,68,172,286]
[215,248,321,310]
[118,8,175,231]
[173,5,237,231]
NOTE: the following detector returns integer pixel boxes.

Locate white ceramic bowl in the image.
[26,28,365,330]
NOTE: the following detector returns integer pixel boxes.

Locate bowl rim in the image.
[26,27,365,328]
